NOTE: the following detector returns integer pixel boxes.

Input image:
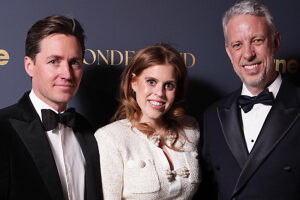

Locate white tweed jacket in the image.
[95,117,201,200]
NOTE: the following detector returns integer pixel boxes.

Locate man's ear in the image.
[24,56,34,77]
[273,31,281,54]
[225,43,233,63]
[131,73,137,92]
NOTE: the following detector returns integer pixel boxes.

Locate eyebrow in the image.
[145,76,176,82]
[46,55,82,61]
[230,40,241,45]
[46,55,63,60]
[145,76,156,80]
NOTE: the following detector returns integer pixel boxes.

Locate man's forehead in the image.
[228,14,268,25]
[226,15,270,35]
[38,34,82,56]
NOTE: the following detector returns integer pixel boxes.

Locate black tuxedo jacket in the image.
[200,79,300,200]
[0,92,102,200]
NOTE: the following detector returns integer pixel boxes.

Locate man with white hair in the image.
[201,0,300,199]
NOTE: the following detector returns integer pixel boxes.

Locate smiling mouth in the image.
[148,100,167,110]
[149,100,165,106]
[244,64,258,69]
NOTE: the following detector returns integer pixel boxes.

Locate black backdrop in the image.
[1,0,300,129]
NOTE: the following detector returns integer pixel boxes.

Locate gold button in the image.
[192,151,199,159]
[139,160,146,168]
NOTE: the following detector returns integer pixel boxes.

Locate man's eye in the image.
[253,38,263,43]
[49,60,57,64]
[232,43,241,48]
[71,60,80,66]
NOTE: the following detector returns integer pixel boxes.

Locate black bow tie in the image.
[238,89,274,113]
[41,108,76,131]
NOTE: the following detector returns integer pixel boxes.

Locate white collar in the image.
[241,73,282,98]
[29,90,66,121]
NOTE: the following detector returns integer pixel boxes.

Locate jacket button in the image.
[215,165,220,171]
[139,160,146,168]
[283,165,292,172]
[192,151,199,159]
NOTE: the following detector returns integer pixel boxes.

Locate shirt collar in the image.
[241,73,282,98]
[29,90,65,121]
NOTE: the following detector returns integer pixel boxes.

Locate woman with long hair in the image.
[95,44,200,199]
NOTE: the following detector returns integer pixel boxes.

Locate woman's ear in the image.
[131,73,137,92]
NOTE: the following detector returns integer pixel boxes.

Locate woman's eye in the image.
[147,80,156,86]
[165,83,175,90]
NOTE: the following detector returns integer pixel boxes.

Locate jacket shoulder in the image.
[0,103,21,121]
[95,119,131,137]
[204,88,241,114]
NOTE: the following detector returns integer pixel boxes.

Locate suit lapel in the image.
[10,93,64,200]
[232,79,300,197]
[217,89,249,169]
[74,118,101,200]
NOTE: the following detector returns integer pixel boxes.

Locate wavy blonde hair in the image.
[111,44,188,150]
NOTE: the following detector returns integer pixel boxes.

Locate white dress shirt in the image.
[29,90,86,200]
[241,74,282,152]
